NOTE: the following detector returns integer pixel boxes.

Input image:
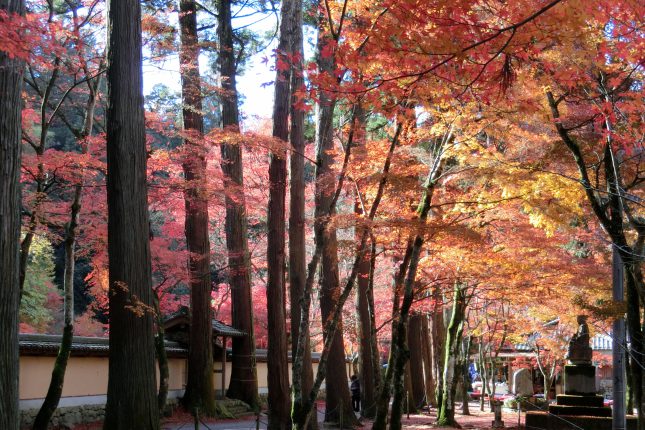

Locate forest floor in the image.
[157,401,524,430]
[357,402,524,430]
[72,401,521,429]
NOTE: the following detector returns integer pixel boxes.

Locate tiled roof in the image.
[512,334,614,354]
[19,333,188,357]
[163,312,247,338]
[211,320,246,337]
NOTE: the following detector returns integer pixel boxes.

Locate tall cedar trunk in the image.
[217,0,259,407]
[356,204,377,418]
[421,316,437,407]
[409,313,426,407]
[0,2,24,428]
[267,0,294,426]
[314,26,356,427]
[432,287,446,407]
[288,0,317,426]
[436,285,466,426]
[178,0,216,415]
[354,104,378,418]
[404,362,416,413]
[33,65,100,430]
[103,0,160,427]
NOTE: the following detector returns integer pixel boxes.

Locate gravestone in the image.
[512,368,533,397]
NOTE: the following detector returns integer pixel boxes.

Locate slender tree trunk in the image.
[32,180,80,430]
[436,285,466,427]
[368,235,383,393]
[377,143,445,430]
[409,313,426,408]
[103,0,159,427]
[356,202,377,418]
[178,0,216,415]
[0,3,24,428]
[216,0,259,408]
[288,0,316,425]
[20,53,61,298]
[373,245,413,430]
[291,123,401,430]
[478,343,488,412]
[627,353,635,413]
[431,286,446,407]
[625,263,643,424]
[487,358,496,411]
[312,26,356,425]
[33,60,101,430]
[389,240,434,429]
[421,315,437,408]
[153,291,170,414]
[461,336,472,415]
[267,0,295,426]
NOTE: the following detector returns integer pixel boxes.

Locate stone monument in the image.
[512,368,533,397]
[525,315,636,430]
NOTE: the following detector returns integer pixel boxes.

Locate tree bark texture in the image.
[153,291,170,414]
[178,0,217,415]
[436,285,466,427]
[431,287,446,407]
[0,4,24,428]
[288,0,317,426]
[267,0,294,426]
[313,27,356,426]
[103,0,160,427]
[408,313,426,407]
[216,0,260,408]
[421,316,437,408]
[376,146,444,430]
[356,212,377,418]
[373,243,414,430]
[32,184,80,430]
[291,122,401,430]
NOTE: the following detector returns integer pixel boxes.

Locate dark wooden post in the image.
[222,336,228,399]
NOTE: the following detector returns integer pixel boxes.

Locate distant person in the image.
[350,375,361,412]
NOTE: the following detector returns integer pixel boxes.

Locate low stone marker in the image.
[512,368,533,397]
[491,400,505,428]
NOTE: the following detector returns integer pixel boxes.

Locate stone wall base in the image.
[20,399,179,429]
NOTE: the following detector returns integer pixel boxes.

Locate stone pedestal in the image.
[563,364,596,395]
[526,319,632,429]
[526,363,635,429]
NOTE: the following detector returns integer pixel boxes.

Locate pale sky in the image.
[142,9,279,123]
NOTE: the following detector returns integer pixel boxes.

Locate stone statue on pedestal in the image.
[566,315,592,365]
[526,314,637,429]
